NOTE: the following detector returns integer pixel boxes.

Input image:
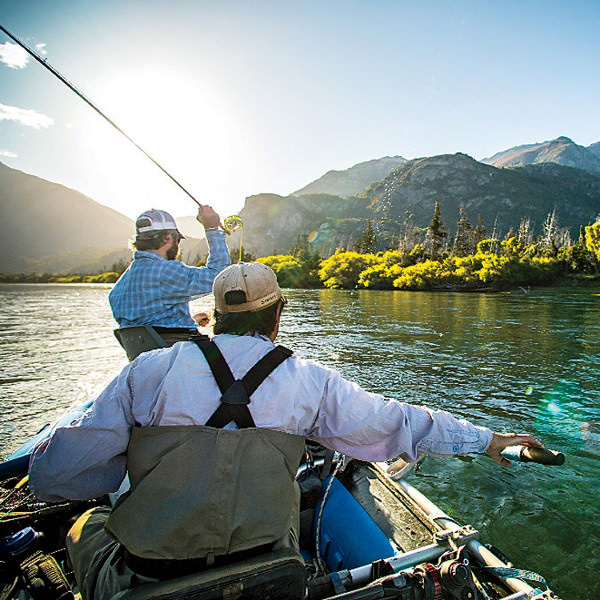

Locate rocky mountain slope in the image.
[293,156,406,197]
[238,153,600,257]
[482,136,600,176]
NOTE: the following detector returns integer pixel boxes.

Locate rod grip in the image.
[502,445,565,465]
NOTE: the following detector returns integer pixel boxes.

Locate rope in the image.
[482,566,549,596]
[314,460,343,576]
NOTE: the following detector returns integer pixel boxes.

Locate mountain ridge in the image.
[482,136,600,175]
[237,152,600,257]
[3,135,600,273]
[293,155,407,197]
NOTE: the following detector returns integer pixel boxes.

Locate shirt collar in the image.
[133,250,167,261]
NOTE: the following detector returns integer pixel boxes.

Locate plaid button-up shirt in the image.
[109,230,230,328]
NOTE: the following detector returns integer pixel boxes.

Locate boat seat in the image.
[114,326,168,361]
[111,547,306,600]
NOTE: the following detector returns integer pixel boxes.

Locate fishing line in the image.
[0,24,204,211]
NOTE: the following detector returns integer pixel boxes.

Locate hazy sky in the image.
[1,1,599,222]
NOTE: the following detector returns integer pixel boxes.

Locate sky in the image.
[1,0,599,222]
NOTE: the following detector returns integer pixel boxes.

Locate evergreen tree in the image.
[426,201,447,259]
[568,225,593,273]
[387,231,400,251]
[291,234,310,257]
[452,203,474,257]
[474,214,487,247]
[355,220,377,253]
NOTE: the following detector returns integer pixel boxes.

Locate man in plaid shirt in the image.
[109,206,230,349]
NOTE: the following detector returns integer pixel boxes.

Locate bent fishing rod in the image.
[0,23,239,236]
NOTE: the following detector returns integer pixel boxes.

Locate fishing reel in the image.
[223,215,244,262]
[308,547,484,599]
[368,550,483,600]
[1,528,74,600]
[223,215,243,233]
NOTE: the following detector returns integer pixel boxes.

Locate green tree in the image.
[474,214,487,247]
[567,225,594,273]
[257,255,305,288]
[354,220,377,254]
[585,220,600,266]
[425,201,447,259]
[452,203,474,257]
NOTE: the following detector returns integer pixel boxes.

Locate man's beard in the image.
[166,239,180,261]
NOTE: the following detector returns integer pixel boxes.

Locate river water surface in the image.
[1,284,599,599]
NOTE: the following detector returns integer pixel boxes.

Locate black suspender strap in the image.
[195,339,236,394]
[241,345,293,396]
[193,339,293,429]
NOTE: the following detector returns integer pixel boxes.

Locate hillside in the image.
[483,136,600,176]
[0,162,207,273]
[239,153,600,257]
[4,134,600,271]
[293,156,406,197]
[361,153,600,241]
[589,142,600,159]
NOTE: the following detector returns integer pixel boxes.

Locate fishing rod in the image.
[0,23,240,234]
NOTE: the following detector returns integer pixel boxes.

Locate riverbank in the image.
[2,271,599,291]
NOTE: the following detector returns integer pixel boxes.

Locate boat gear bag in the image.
[105,340,306,563]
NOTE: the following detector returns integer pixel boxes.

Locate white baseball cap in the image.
[213,263,283,314]
[135,209,184,238]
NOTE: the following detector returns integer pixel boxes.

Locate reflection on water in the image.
[1,284,599,599]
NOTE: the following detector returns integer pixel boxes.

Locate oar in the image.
[500,445,565,465]
[386,445,565,481]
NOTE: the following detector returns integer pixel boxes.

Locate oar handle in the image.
[501,445,565,466]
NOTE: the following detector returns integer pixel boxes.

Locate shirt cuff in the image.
[205,229,226,242]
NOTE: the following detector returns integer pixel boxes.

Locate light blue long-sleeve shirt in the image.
[29,334,493,502]
[109,229,230,328]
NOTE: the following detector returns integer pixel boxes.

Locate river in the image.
[1,284,599,599]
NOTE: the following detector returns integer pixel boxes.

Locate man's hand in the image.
[486,432,544,466]
[197,205,221,229]
[192,312,210,327]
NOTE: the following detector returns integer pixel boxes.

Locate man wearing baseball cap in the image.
[109,205,230,351]
[30,262,543,600]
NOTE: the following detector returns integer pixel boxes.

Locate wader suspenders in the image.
[193,339,293,429]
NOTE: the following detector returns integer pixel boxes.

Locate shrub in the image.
[319,251,377,289]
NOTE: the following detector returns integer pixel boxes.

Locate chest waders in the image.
[106,340,306,572]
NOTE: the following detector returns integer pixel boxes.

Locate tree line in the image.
[2,204,599,290]
[258,203,600,290]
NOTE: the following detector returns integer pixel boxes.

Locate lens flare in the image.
[534,379,600,452]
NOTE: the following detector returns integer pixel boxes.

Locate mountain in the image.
[0,162,208,274]
[482,136,600,176]
[5,135,600,272]
[175,215,206,239]
[0,161,134,273]
[293,156,406,197]
[238,153,600,257]
[360,153,600,239]
[588,142,600,159]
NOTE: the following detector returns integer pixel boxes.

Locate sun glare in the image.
[73,65,239,217]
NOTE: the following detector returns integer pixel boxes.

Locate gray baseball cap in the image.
[135,209,185,238]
